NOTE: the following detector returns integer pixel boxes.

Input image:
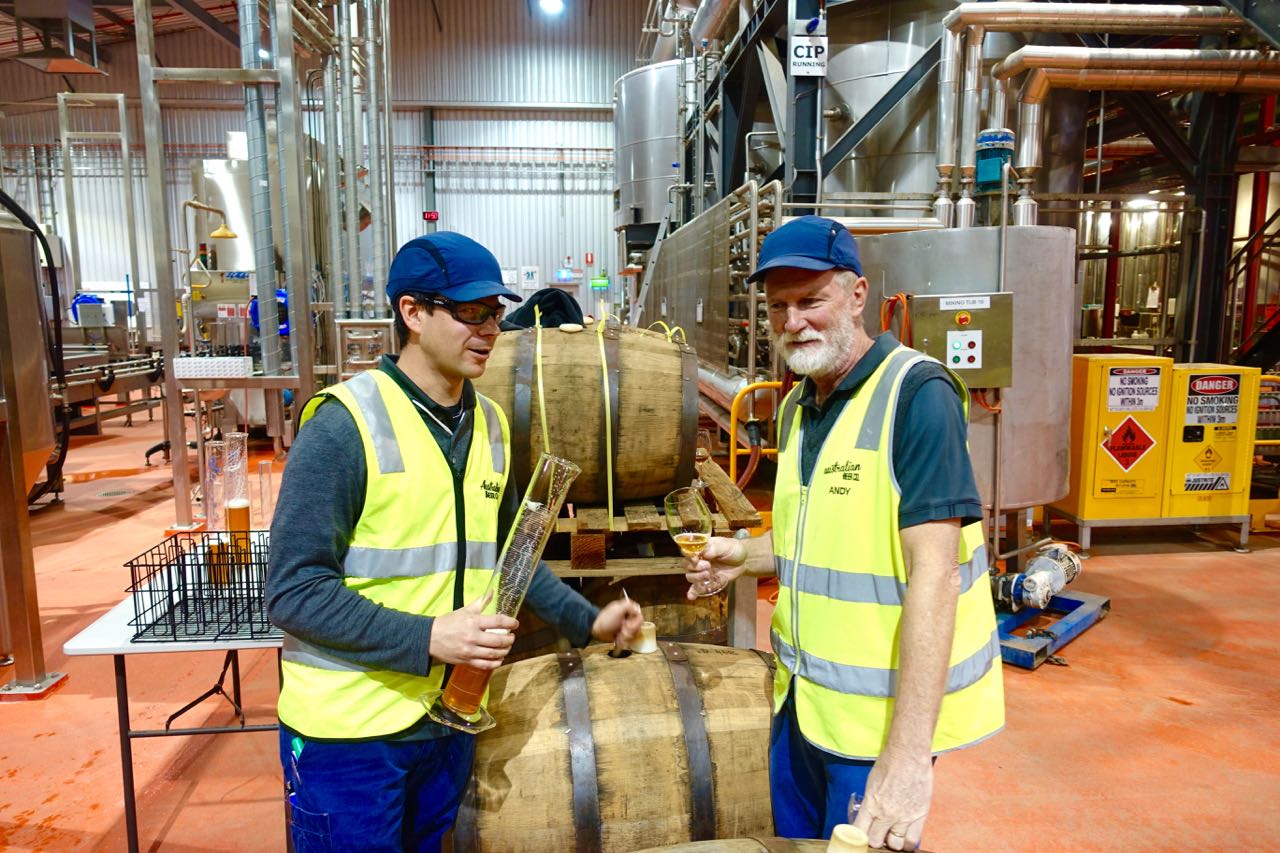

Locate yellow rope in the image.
[646,320,687,344]
[596,300,616,530]
[534,306,550,457]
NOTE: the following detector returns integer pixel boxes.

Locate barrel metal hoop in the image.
[513,328,536,489]
[659,624,728,646]
[557,649,603,853]
[676,346,699,491]
[598,325,622,509]
[752,648,778,672]
[659,640,717,841]
[450,772,482,852]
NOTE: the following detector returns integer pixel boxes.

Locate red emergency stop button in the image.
[955,311,972,326]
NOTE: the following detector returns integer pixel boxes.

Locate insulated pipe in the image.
[942,3,1245,35]
[337,0,362,317]
[322,56,345,313]
[934,28,961,227]
[363,0,387,311]
[380,0,395,260]
[956,25,984,229]
[994,46,1280,78]
[239,0,282,372]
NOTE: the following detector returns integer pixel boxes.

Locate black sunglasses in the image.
[421,294,505,326]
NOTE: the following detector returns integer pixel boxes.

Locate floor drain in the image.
[96,489,134,498]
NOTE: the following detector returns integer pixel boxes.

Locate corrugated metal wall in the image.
[0,0,646,317]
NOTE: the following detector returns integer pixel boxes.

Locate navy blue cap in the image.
[387,232,523,304]
[746,215,861,283]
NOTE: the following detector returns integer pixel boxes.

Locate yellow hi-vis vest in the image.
[277,369,510,739]
[771,344,1004,759]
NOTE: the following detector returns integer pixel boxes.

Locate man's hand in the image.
[853,751,933,851]
[429,591,519,669]
[684,535,748,600]
[591,597,645,646]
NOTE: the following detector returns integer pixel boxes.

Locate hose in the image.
[736,419,764,490]
[0,189,70,504]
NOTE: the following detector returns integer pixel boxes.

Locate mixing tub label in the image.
[939,296,991,310]
[1185,373,1241,425]
[1101,416,1156,471]
[1183,472,1231,492]
[1108,367,1162,412]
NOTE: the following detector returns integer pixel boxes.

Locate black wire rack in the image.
[126,531,281,643]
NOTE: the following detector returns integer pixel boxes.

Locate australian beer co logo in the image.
[823,460,861,495]
[480,479,501,500]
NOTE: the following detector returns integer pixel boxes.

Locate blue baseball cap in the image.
[387,232,523,304]
[747,215,861,283]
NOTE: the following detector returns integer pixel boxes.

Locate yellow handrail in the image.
[728,380,783,482]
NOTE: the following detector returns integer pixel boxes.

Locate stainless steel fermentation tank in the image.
[613,58,696,242]
[858,226,1075,511]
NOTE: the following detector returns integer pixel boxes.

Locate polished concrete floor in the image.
[1,416,1277,851]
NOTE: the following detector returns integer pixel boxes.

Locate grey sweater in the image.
[266,357,598,736]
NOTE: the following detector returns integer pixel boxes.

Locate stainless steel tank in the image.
[822,0,952,206]
[856,225,1076,510]
[0,211,56,493]
[613,59,695,229]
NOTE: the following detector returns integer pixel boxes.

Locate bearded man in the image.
[685,216,1004,851]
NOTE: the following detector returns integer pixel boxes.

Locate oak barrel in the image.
[474,323,699,504]
[631,840,828,853]
[452,643,775,852]
[507,575,731,663]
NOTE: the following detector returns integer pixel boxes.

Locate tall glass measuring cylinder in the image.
[425,453,581,734]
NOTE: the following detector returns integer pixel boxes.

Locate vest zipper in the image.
[441,450,468,687]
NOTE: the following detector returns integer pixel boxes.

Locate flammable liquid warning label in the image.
[1183,472,1231,492]
[1185,373,1241,425]
[1101,416,1156,471]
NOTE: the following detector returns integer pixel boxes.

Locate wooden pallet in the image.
[546,459,763,577]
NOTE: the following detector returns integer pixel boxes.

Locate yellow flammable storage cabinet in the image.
[1047,354,1174,553]
[1162,364,1260,547]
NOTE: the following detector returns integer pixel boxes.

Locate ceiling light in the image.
[258,48,270,60]
[539,0,565,14]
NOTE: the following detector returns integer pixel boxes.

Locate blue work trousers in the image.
[769,686,875,840]
[279,723,475,853]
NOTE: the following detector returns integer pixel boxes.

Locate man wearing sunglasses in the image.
[268,231,643,851]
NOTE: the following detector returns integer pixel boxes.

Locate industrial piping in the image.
[936,3,1245,227]
[992,48,1280,224]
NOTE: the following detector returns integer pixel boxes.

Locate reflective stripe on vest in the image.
[279,371,509,738]
[770,343,1004,758]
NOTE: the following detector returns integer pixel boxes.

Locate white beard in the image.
[776,312,856,378]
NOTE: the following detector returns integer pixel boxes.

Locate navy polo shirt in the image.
[794,333,983,530]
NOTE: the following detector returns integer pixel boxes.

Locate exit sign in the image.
[422,210,439,222]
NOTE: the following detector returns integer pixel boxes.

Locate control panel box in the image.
[909,292,1013,388]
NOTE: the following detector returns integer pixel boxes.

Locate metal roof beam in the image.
[163,0,239,50]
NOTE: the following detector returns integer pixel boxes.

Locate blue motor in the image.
[975,127,1015,194]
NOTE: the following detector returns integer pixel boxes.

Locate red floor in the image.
[2,417,1278,851]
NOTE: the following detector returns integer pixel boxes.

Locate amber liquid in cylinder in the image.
[226,498,251,556]
[442,664,493,717]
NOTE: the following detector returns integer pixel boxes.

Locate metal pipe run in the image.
[322,56,345,314]
[934,28,961,227]
[337,0,362,317]
[239,0,282,372]
[363,0,387,311]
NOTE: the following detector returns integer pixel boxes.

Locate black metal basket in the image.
[125,531,280,643]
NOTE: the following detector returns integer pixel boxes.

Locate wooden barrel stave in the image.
[455,643,775,852]
[476,325,697,504]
